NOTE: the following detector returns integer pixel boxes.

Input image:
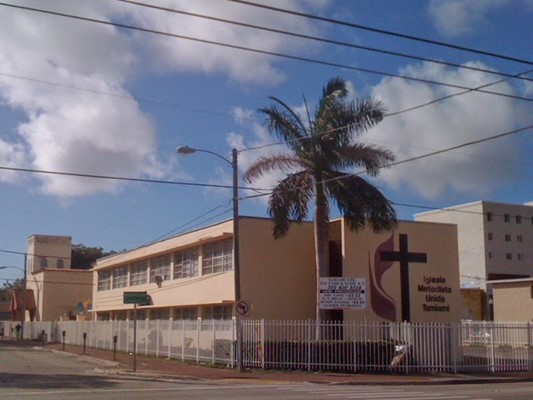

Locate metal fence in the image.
[2,319,532,373]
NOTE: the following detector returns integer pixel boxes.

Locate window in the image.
[97,270,112,291]
[174,247,199,279]
[488,251,494,259]
[506,253,513,260]
[56,259,64,269]
[149,308,170,320]
[130,261,148,286]
[486,212,493,222]
[112,266,128,289]
[516,215,522,224]
[40,257,48,269]
[517,235,523,243]
[150,254,171,283]
[202,240,233,275]
[202,305,232,320]
[505,234,511,242]
[174,307,198,320]
[487,232,493,241]
[504,213,510,223]
[518,254,524,261]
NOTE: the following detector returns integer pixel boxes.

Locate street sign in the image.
[236,300,250,316]
[319,277,366,310]
[123,291,150,305]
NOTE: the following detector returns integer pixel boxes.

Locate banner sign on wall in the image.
[319,277,366,310]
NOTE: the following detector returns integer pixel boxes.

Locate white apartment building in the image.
[415,201,533,289]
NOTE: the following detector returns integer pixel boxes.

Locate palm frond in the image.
[325,172,397,233]
[268,171,314,238]
[332,143,396,176]
[243,155,308,183]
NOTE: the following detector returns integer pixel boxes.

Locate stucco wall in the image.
[492,280,533,321]
[239,218,316,320]
[27,270,92,321]
[342,220,461,323]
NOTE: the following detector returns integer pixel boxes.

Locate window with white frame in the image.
[202,305,232,320]
[130,261,148,286]
[97,270,112,291]
[112,266,128,289]
[150,254,171,283]
[174,247,199,279]
[202,239,233,275]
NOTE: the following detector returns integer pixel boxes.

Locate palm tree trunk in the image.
[314,182,330,325]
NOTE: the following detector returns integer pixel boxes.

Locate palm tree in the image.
[243,77,397,321]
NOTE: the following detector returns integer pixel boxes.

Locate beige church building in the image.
[25,235,93,321]
[92,216,461,324]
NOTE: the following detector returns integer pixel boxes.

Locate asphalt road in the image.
[2,342,533,400]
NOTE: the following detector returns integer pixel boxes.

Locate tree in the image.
[0,278,23,302]
[243,77,397,321]
[71,244,115,270]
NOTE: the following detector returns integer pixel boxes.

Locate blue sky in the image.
[0,0,532,281]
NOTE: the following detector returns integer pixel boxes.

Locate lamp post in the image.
[177,146,242,371]
[0,256,27,338]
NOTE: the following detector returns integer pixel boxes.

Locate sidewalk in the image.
[8,339,533,385]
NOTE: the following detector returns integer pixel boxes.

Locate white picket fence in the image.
[2,319,532,373]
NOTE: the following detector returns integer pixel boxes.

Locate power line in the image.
[240,123,533,201]
[1,2,531,102]
[228,0,533,67]
[0,72,241,122]
[114,0,533,83]
[0,165,267,192]
[240,67,533,154]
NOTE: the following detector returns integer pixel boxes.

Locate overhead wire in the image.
[114,0,532,83]
[0,2,530,255]
[239,123,533,201]
[0,2,531,103]
[228,0,533,66]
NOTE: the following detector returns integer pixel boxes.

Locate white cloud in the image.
[0,0,329,198]
[370,62,526,199]
[112,0,326,84]
[0,1,162,198]
[427,0,509,37]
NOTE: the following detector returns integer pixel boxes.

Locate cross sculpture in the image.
[380,233,427,322]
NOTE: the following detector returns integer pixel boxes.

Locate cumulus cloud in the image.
[0,0,325,198]
[370,62,527,199]
[427,0,509,37]
[112,0,326,84]
[232,64,529,204]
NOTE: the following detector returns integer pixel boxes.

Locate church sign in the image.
[319,277,366,310]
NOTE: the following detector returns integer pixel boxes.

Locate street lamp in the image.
[177,146,243,371]
[0,258,27,339]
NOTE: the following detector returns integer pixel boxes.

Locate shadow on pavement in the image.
[0,372,120,389]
